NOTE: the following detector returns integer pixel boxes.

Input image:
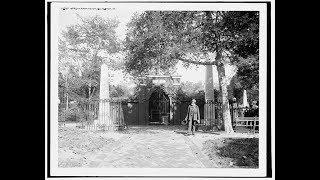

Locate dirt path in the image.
[85,126,216,168]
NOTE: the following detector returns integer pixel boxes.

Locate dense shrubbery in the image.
[244,108,259,117]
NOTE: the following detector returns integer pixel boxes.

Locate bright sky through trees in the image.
[58,8,237,88]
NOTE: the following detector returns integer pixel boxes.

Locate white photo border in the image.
[46,0,273,178]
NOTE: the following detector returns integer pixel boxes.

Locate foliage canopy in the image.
[124,11,259,76]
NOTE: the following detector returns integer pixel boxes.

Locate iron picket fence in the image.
[59,99,126,131]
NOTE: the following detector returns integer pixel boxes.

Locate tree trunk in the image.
[66,94,69,110]
[87,84,91,121]
[216,50,234,133]
[65,75,69,110]
[88,87,90,99]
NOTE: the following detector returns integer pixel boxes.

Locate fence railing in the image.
[234,117,259,133]
[230,106,259,133]
[230,106,259,119]
[59,99,126,131]
[204,101,216,129]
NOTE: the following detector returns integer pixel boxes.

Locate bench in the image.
[234,117,259,133]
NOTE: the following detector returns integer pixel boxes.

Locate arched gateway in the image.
[148,87,170,125]
[122,75,181,125]
[95,64,218,130]
[121,71,218,128]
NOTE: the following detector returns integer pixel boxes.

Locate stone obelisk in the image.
[242,89,249,107]
[204,65,216,130]
[97,63,112,131]
[205,65,215,102]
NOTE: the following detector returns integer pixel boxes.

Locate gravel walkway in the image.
[59,125,258,168]
[87,126,214,168]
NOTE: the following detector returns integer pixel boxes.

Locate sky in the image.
[58,8,237,88]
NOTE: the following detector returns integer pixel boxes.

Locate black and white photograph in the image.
[45,0,274,178]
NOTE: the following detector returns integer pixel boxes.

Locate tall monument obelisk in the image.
[205,65,215,102]
[204,65,216,130]
[97,63,112,131]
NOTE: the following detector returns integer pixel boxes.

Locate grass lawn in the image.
[203,138,259,168]
[58,126,116,167]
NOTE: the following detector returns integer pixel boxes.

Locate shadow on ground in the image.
[203,138,259,168]
[174,130,220,136]
[118,125,188,135]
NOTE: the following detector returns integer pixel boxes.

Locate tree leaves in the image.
[124,11,259,76]
[236,55,259,90]
[59,15,121,103]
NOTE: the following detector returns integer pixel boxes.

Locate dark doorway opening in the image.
[148,88,170,124]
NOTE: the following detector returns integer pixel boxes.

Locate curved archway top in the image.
[139,84,177,103]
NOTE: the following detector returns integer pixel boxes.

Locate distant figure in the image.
[184,99,200,135]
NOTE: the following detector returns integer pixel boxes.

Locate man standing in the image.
[184,99,200,135]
